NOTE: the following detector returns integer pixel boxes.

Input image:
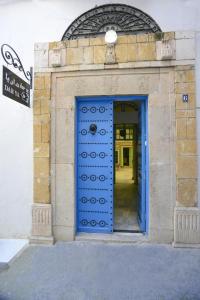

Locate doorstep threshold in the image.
[75,232,148,244]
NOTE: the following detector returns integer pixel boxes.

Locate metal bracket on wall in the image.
[1,43,33,89]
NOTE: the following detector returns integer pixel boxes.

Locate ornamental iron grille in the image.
[1,44,33,88]
[62,3,161,40]
[77,98,113,233]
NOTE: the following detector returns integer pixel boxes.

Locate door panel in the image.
[137,101,146,232]
[77,99,113,233]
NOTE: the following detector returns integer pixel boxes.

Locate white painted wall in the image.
[0,0,200,238]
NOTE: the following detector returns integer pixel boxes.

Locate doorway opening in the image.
[114,101,140,232]
[76,96,147,234]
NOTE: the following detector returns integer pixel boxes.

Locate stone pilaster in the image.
[173,34,199,246]
[31,69,54,244]
[175,66,197,207]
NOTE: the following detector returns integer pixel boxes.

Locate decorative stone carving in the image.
[156,40,175,60]
[105,44,116,64]
[174,207,200,247]
[49,48,67,68]
[30,204,54,244]
[62,4,161,40]
[49,49,61,67]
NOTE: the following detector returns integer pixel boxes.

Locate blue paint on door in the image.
[77,98,113,233]
[137,101,146,232]
[76,95,148,234]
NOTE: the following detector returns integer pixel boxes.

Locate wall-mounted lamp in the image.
[105,30,118,44]
[105,30,117,64]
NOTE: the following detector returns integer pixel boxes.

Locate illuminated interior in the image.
[114,101,140,232]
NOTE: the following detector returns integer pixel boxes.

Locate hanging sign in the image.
[1,44,32,107]
[3,66,30,107]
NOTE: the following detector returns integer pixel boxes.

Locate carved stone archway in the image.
[62,3,161,40]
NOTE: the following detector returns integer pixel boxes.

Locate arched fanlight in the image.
[62,4,162,41]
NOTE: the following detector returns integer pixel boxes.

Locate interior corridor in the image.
[114,167,139,231]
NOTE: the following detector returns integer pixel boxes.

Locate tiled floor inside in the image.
[114,167,140,231]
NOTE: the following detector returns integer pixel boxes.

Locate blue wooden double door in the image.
[76,96,147,234]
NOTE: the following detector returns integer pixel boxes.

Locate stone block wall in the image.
[175,66,197,207]
[34,73,51,204]
[32,31,199,245]
[31,72,53,243]
[34,31,178,72]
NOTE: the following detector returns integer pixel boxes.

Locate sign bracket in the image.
[1,44,33,89]
[1,44,33,107]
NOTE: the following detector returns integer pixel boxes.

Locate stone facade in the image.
[31,72,53,243]
[174,207,200,246]
[33,72,51,205]
[175,66,197,207]
[32,31,200,246]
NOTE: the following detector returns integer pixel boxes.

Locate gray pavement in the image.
[0,241,200,300]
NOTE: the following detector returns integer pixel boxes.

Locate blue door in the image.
[137,101,146,232]
[77,98,113,233]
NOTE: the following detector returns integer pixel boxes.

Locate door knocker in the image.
[89,124,97,135]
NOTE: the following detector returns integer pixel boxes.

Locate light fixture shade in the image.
[105,30,118,44]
